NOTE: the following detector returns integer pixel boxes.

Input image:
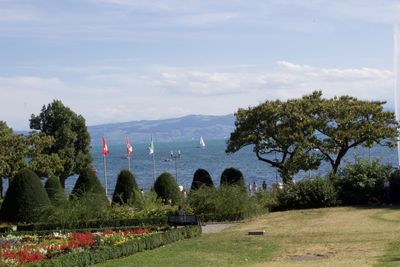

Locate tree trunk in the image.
[279,169,293,184]
[60,175,67,189]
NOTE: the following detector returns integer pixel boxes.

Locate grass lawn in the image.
[95,206,400,267]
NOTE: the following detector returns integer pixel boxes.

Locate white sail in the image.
[198,136,206,148]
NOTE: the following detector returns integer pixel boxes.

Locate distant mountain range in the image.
[88,114,235,144]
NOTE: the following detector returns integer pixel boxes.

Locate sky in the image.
[1,0,400,130]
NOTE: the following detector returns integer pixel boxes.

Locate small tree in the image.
[70,168,108,205]
[220,167,245,188]
[0,168,50,223]
[45,176,66,206]
[191,169,214,190]
[112,169,139,205]
[153,172,181,205]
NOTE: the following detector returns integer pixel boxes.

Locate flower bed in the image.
[0,228,153,266]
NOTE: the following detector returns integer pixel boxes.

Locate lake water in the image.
[63,139,399,197]
[1,139,397,197]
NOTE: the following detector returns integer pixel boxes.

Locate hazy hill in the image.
[88,114,235,144]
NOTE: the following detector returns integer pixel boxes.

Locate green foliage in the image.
[0,168,51,223]
[44,176,66,206]
[333,159,391,205]
[191,168,214,190]
[226,91,398,183]
[30,100,92,187]
[187,186,264,221]
[153,172,181,205]
[311,92,399,173]
[70,168,107,201]
[389,169,400,204]
[0,121,27,198]
[24,227,201,267]
[226,93,321,183]
[112,169,139,205]
[220,167,245,188]
[276,177,337,210]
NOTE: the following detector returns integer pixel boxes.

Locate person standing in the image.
[262,180,267,191]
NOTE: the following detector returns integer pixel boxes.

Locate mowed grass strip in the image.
[96,207,400,267]
[94,230,278,267]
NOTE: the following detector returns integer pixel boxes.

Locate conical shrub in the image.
[45,176,66,206]
[191,168,214,190]
[220,167,245,188]
[153,172,181,205]
[0,168,51,223]
[70,168,108,204]
[112,169,140,205]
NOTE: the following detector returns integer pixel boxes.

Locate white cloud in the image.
[1,61,393,130]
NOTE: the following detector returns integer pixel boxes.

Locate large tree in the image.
[30,100,92,187]
[310,92,399,173]
[226,96,320,184]
[0,121,26,198]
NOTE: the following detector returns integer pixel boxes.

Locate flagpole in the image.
[152,151,156,182]
[103,154,108,196]
[128,156,131,172]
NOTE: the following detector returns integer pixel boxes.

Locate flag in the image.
[126,136,133,156]
[102,137,109,155]
[148,137,154,155]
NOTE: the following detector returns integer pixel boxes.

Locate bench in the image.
[167,215,200,227]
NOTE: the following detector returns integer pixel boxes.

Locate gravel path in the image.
[201,223,235,234]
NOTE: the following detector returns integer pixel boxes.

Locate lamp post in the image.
[170,150,181,183]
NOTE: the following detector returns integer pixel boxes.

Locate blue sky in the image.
[1,0,400,130]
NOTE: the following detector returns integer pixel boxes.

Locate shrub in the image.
[153,172,181,205]
[44,176,66,206]
[112,169,140,205]
[187,185,264,221]
[276,177,337,210]
[389,169,400,204]
[191,169,214,190]
[220,167,245,188]
[0,168,51,223]
[70,168,108,203]
[333,159,391,205]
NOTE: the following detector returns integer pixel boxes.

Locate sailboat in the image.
[198,136,206,148]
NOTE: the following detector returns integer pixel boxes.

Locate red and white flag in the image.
[102,137,109,155]
[126,136,133,156]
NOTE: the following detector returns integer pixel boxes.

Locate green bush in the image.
[333,159,391,205]
[187,186,264,221]
[191,169,214,190]
[276,177,337,210]
[112,169,140,205]
[389,169,400,204]
[44,176,66,206]
[153,172,181,205]
[70,168,108,205]
[220,167,245,188]
[0,168,51,223]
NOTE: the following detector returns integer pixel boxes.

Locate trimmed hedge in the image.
[44,176,66,206]
[0,168,51,223]
[16,217,168,232]
[153,172,181,205]
[70,168,108,203]
[112,169,139,205]
[25,226,201,267]
[191,169,214,190]
[220,167,245,188]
